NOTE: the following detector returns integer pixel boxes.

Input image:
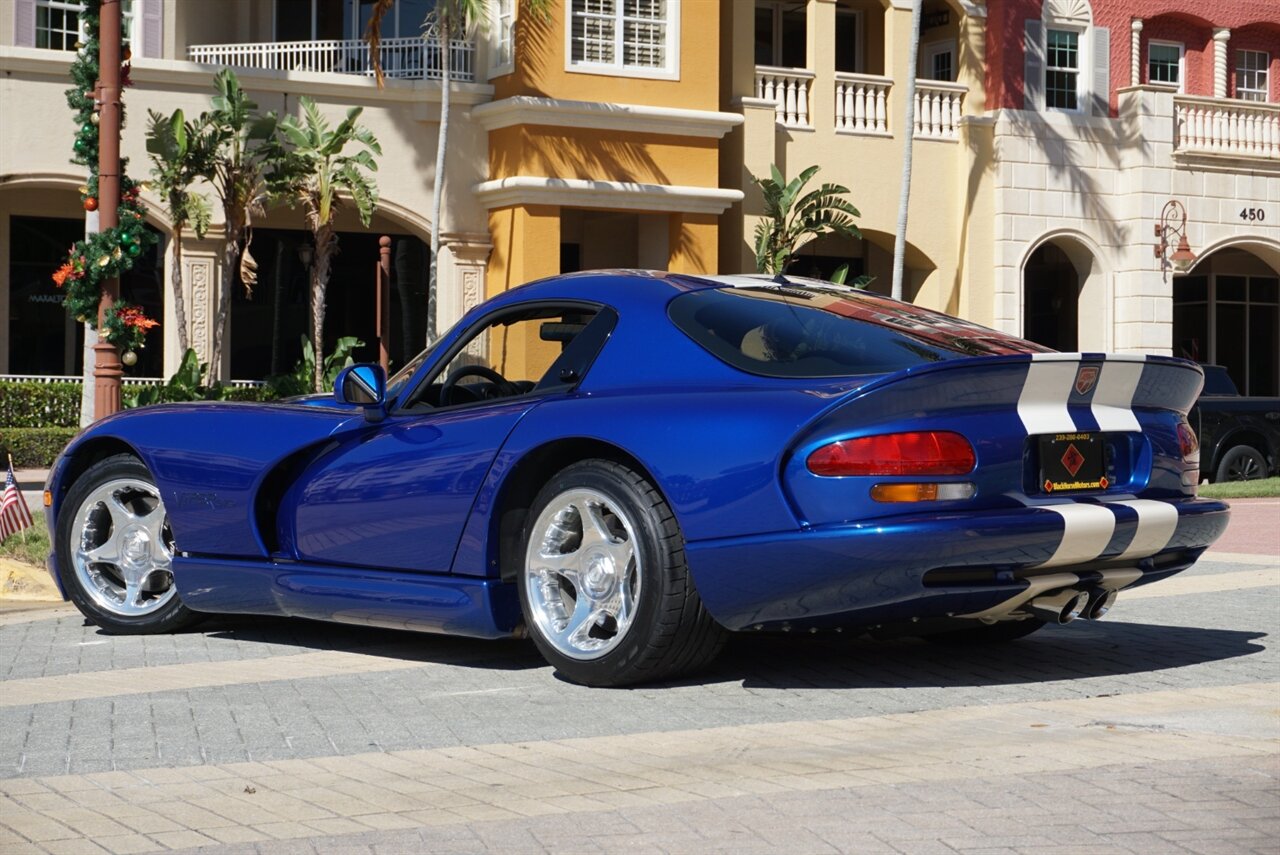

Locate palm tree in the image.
[145,108,215,356]
[891,0,924,301]
[366,0,550,344]
[269,98,382,392]
[751,164,861,276]
[200,70,277,380]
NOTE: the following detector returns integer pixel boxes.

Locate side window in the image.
[407,305,607,410]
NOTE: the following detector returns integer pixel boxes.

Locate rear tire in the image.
[518,460,725,687]
[56,454,199,634]
[1215,445,1267,482]
[925,618,1046,644]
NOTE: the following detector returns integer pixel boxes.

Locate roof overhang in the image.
[473,177,744,215]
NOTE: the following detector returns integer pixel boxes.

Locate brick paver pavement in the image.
[0,544,1275,853]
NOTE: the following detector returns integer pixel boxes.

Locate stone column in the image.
[667,214,718,274]
[1130,19,1143,87]
[737,98,780,272]
[809,0,837,132]
[485,205,560,299]
[437,232,492,334]
[1213,29,1231,98]
[179,234,223,378]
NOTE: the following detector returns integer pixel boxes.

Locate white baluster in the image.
[797,78,809,127]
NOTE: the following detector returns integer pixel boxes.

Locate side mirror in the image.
[334,364,387,421]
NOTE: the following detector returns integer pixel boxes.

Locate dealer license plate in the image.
[1039,432,1108,493]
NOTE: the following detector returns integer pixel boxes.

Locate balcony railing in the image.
[835,73,891,136]
[914,80,966,140]
[1175,95,1280,160]
[756,66,814,129]
[187,36,475,82]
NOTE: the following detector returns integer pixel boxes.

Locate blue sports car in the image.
[44,272,1229,686]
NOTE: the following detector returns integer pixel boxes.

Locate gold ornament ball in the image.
[122,351,138,366]
[91,111,100,125]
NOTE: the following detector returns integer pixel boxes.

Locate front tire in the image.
[56,454,199,634]
[519,460,725,687]
[1215,445,1267,482]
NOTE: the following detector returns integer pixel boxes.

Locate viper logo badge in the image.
[1074,365,1100,395]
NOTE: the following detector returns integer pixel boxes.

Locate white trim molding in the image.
[473,177,744,215]
[471,96,743,139]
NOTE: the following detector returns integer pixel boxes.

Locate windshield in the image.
[669,282,1050,378]
[386,338,443,398]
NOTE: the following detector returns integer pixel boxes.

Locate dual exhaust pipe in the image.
[1025,587,1118,624]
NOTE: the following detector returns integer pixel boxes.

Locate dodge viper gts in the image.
[44,271,1229,686]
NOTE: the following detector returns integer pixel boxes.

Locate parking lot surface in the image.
[0,508,1275,854]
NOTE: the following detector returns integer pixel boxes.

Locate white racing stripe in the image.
[1092,358,1144,432]
[1106,499,1179,560]
[1017,354,1079,435]
[1036,502,1117,568]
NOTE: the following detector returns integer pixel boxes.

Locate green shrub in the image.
[0,427,78,468]
[223,385,277,402]
[0,382,82,429]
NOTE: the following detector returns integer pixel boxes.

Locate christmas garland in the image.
[51,0,158,358]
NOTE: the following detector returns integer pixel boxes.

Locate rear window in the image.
[668,283,1049,378]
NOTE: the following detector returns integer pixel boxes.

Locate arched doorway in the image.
[1023,243,1079,351]
[792,230,937,305]
[1173,246,1279,396]
[1022,236,1107,352]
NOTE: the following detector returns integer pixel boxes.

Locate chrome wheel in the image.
[524,488,640,660]
[71,478,176,618]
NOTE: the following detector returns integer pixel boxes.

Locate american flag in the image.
[1,460,34,543]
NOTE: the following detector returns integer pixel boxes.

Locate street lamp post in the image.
[93,0,123,419]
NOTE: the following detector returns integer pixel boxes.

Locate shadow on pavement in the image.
[135,614,545,674]
[708,620,1269,690]
[129,611,1270,689]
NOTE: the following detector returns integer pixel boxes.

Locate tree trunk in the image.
[210,218,239,384]
[270,239,287,376]
[427,22,452,346]
[310,222,336,393]
[169,221,190,356]
[892,0,924,302]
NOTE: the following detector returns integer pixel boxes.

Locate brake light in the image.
[1177,421,1199,459]
[807,431,976,476]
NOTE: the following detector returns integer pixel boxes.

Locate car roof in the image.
[488,269,869,312]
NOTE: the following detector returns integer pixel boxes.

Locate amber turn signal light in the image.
[870,482,976,503]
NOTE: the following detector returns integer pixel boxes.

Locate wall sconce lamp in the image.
[1154,200,1196,273]
[297,241,314,269]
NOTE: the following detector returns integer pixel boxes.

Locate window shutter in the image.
[1024,19,1044,110]
[141,0,163,59]
[1092,26,1111,116]
[13,0,35,47]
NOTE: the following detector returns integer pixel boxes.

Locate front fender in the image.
[52,403,363,558]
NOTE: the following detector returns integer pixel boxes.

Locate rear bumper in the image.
[684,498,1229,630]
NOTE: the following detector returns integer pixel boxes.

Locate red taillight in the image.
[807,431,976,477]
[1177,421,1199,459]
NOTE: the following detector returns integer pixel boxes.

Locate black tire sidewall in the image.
[518,461,675,686]
[56,454,196,634]
[1216,445,1265,482]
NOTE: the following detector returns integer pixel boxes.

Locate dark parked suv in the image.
[1191,365,1280,482]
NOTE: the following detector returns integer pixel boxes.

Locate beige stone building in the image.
[2,0,1277,397]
